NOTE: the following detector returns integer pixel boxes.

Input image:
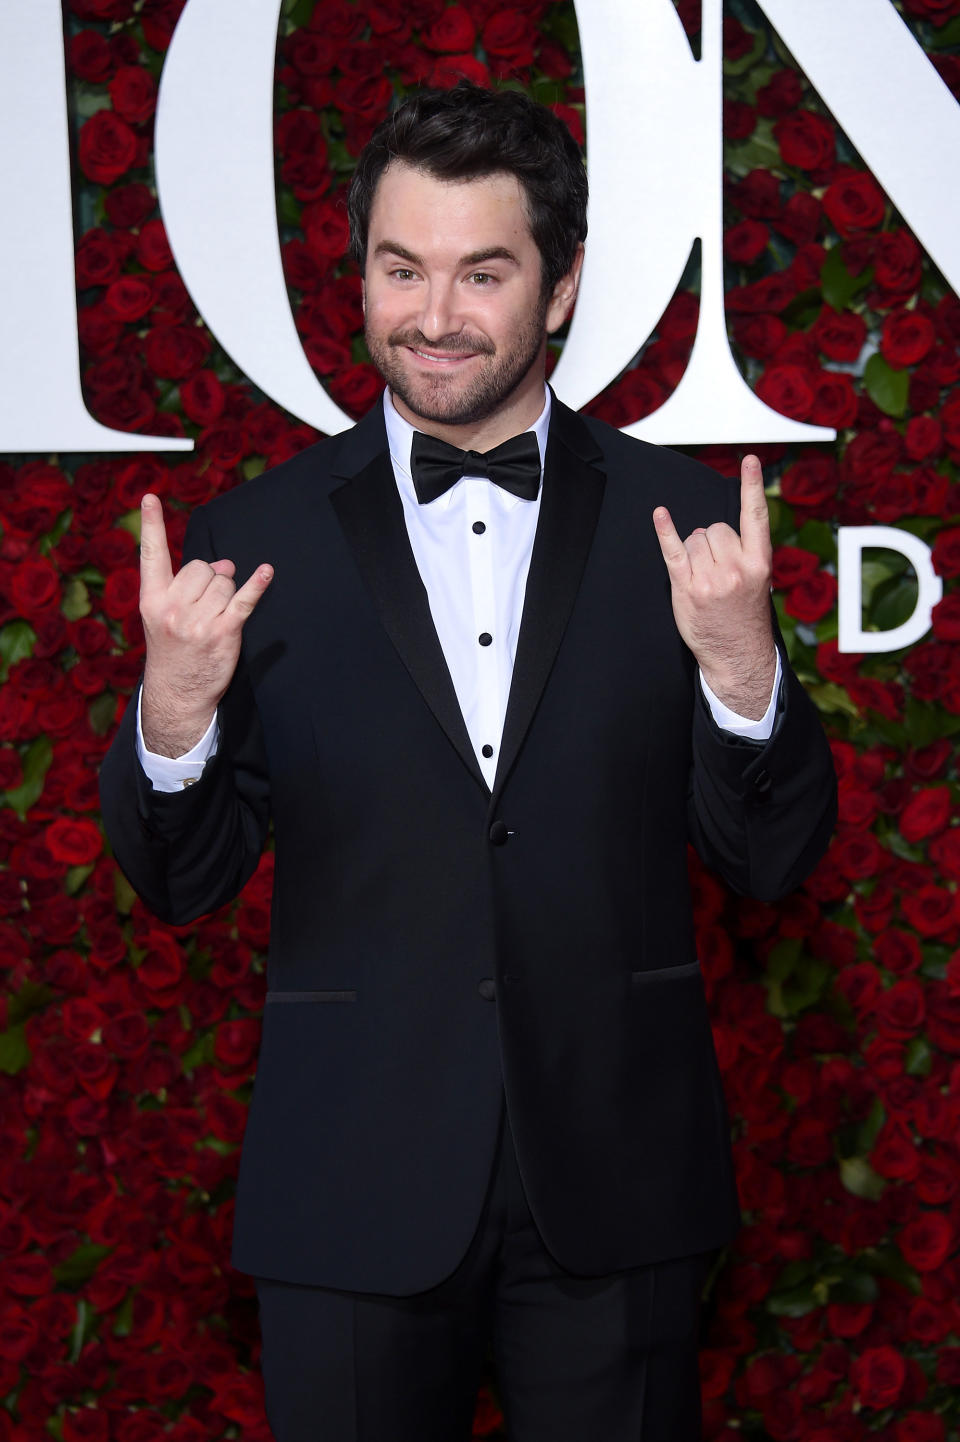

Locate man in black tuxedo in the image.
[100,86,836,1442]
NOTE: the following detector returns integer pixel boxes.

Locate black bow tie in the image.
[409,430,541,505]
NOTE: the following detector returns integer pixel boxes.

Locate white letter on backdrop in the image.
[155,0,354,436]
[0,3,191,452]
[838,526,943,654]
[552,0,835,445]
[759,0,960,298]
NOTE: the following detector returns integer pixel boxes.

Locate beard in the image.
[365,297,549,429]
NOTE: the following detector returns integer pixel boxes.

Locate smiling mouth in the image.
[407,347,479,364]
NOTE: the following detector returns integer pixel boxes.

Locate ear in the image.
[545,244,584,334]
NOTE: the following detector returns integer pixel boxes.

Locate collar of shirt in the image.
[383,385,551,511]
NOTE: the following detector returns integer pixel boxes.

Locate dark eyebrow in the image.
[372,242,520,269]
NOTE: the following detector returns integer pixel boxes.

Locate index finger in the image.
[139,493,174,593]
[739,455,771,555]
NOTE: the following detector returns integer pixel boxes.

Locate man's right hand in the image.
[139,493,273,758]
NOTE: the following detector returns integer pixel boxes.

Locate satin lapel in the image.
[491,403,606,806]
[330,450,487,793]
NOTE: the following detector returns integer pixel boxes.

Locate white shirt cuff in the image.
[136,688,220,793]
[699,652,781,742]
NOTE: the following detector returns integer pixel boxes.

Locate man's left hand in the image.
[653,454,777,722]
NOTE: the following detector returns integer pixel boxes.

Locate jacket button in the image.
[752,768,772,798]
[477,978,495,1001]
[489,820,508,846]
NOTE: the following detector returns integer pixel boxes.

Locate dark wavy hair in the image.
[347,84,588,292]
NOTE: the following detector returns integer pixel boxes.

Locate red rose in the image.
[875,976,925,1037]
[423,5,476,51]
[143,324,211,380]
[811,371,858,429]
[109,65,158,124]
[105,181,154,229]
[482,11,536,70]
[78,110,138,185]
[214,1018,261,1069]
[772,191,822,245]
[756,69,803,117]
[874,229,923,300]
[179,370,225,426]
[771,546,819,589]
[812,306,866,362]
[755,364,815,420]
[136,218,173,272]
[724,219,768,264]
[881,308,936,368]
[732,314,787,360]
[779,453,838,509]
[724,100,756,141]
[931,593,960,642]
[104,275,154,321]
[44,817,103,865]
[69,30,114,81]
[901,884,956,937]
[822,170,886,237]
[102,568,141,620]
[428,53,492,90]
[303,195,350,261]
[9,556,61,616]
[730,168,781,219]
[329,363,385,417]
[773,110,836,171]
[850,1346,907,1409]
[899,1211,954,1272]
[76,228,124,289]
[899,786,952,842]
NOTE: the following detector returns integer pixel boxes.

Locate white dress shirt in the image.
[138,387,780,791]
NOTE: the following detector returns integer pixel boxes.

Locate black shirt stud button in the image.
[489,820,508,846]
[477,978,495,1001]
[472,521,486,534]
[478,632,492,646]
[481,744,494,758]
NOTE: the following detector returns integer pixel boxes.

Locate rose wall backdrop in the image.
[2,0,960,1437]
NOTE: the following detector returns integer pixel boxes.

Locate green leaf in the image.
[905,1036,932,1077]
[182,1032,215,1075]
[62,577,92,622]
[242,457,267,481]
[0,620,36,681]
[88,692,117,737]
[2,735,53,820]
[112,1291,134,1338]
[829,1270,879,1305]
[727,117,782,177]
[870,575,919,633]
[821,247,873,310]
[7,981,55,1026]
[0,1025,31,1075]
[864,352,909,418]
[796,520,836,563]
[904,697,949,748]
[867,1246,922,1294]
[781,956,830,1014]
[767,937,803,982]
[767,1282,819,1318]
[54,1243,113,1289]
[855,1095,886,1152]
[116,510,142,542]
[839,1155,885,1201]
[114,870,138,916]
[66,865,95,896]
[926,13,960,46]
[807,682,862,720]
[276,188,303,230]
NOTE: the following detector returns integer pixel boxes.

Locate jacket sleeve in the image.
[684,475,837,902]
[98,506,271,925]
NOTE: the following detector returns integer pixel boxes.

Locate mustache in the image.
[387,328,496,356]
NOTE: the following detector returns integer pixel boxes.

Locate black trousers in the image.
[254,1109,711,1442]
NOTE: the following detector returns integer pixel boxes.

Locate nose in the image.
[416,281,462,343]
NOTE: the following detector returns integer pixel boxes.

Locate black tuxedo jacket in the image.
[100,396,836,1295]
